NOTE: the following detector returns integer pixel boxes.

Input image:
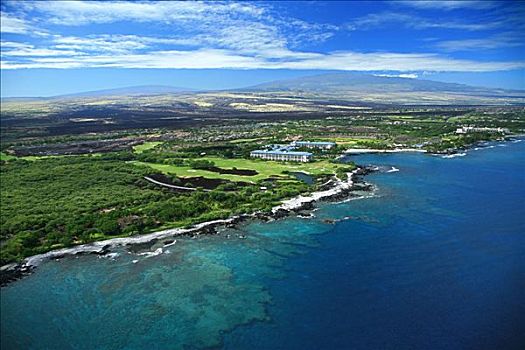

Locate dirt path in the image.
[144,176,211,192]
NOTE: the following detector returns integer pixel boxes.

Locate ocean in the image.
[2,140,524,350]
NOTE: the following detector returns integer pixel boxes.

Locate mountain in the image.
[3,74,523,105]
[243,72,525,104]
[246,72,519,94]
[1,85,196,102]
[53,85,197,98]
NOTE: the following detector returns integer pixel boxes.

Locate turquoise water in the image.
[2,140,524,349]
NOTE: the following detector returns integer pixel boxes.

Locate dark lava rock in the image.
[198,225,217,235]
[296,210,313,217]
[255,213,272,222]
[358,166,378,175]
[273,209,290,219]
[127,240,158,253]
[225,216,244,228]
[92,244,112,255]
[163,239,175,246]
[352,183,373,191]
[1,263,34,287]
[294,201,315,211]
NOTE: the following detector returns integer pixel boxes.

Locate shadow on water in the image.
[289,171,315,185]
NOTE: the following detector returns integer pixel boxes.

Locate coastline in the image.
[1,167,372,286]
[344,148,427,154]
[343,135,524,158]
[6,136,520,285]
[435,135,524,158]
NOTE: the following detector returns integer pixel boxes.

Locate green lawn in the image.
[21,155,66,161]
[315,137,386,147]
[1,152,53,161]
[133,141,163,153]
[0,152,16,161]
[315,137,360,146]
[228,137,272,144]
[132,157,343,182]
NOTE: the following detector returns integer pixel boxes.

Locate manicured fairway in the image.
[228,137,272,144]
[132,157,343,182]
[0,152,16,161]
[133,141,163,153]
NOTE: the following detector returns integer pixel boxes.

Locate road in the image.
[143,176,211,192]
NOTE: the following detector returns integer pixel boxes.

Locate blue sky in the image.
[1,0,524,96]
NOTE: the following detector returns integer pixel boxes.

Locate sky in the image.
[1,0,524,97]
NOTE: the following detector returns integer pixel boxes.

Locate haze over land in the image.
[4,72,525,101]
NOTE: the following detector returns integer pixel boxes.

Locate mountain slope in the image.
[246,72,523,96]
[2,73,523,105]
[1,85,196,102]
[55,85,196,98]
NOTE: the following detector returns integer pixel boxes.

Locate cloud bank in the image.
[1,1,524,72]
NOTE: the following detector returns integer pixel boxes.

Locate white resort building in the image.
[455,126,509,134]
[292,141,336,150]
[250,150,312,162]
[250,140,337,162]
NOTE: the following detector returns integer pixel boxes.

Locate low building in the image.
[456,126,509,134]
[268,144,295,151]
[250,150,312,162]
[292,141,336,150]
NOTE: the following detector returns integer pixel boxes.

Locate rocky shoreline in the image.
[344,148,426,154]
[1,166,375,287]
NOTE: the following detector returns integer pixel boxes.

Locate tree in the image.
[188,159,215,169]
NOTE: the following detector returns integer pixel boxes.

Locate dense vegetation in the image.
[0,155,312,264]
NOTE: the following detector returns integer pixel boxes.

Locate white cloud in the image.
[274,51,524,72]
[2,47,83,57]
[434,32,525,51]
[375,73,418,79]
[0,11,48,36]
[2,48,523,72]
[398,73,418,79]
[0,41,34,50]
[52,35,150,54]
[348,12,498,31]
[5,1,335,54]
[1,60,84,69]
[1,12,31,34]
[1,1,522,75]
[3,32,293,58]
[396,1,498,10]
[17,1,265,26]
[1,39,84,57]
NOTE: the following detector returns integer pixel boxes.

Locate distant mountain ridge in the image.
[244,72,524,96]
[2,73,524,104]
[54,85,197,98]
[1,85,196,101]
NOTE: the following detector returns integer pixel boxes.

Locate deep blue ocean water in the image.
[2,140,524,350]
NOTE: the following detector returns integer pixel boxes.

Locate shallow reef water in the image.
[1,214,334,350]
